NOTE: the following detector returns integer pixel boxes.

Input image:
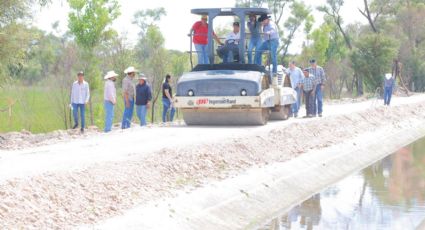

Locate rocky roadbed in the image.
[0,99,424,228]
[0,97,374,151]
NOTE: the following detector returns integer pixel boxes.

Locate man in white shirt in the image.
[103,71,118,133]
[70,71,90,133]
[220,22,240,63]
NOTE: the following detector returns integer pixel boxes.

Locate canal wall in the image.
[92,99,425,230]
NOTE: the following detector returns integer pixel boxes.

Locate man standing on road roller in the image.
[307,59,326,117]
[70,71,90,133]
[122,66,137,129]
[247,14,262,64]
[255,14,280,76]
[190,15,221,65]
[162,74,175,123]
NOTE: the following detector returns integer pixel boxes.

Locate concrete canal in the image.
[259,136,425,230]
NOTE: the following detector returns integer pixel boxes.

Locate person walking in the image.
[384,73,395,106]
[70,71,90,133]
[301,68,319,118]
[255,14,280,75]
[121,66,137,129]
[287,61,304,117]
[307,59,326,117]
[103,71,118,133]
[135,73,152,126]
[247,14,262,64]
[162,74,175,123]
[190,15,221,65]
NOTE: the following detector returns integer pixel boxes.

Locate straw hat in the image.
[124,66,138,74]
[104,71,118,80]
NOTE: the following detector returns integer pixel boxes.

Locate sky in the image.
[32,0,367,54]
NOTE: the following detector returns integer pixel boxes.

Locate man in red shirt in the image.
[190,15,221,65]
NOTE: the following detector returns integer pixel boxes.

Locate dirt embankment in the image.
[0,99,424,228]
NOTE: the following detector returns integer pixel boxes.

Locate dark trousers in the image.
[304,90,314,116]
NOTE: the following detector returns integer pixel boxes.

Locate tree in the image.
[280,1,312,59]
[133,7,166,37]
[142,26,169,123]
[317,0,352,50]
[351,34,398,92]
[132,7,166,61]
[68,0,120,125]
[0,0,50,84]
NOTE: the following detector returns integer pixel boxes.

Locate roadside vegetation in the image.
[0,0,424,133]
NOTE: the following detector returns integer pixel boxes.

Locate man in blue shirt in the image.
[287,61,304,117]
[247,14,262,64]
[255,14,280,75]
[135,74,152,126]
[384,73,395,106]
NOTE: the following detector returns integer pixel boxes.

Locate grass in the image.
[0,85,179,134]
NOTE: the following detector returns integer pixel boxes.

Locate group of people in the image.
[285,59,326,118]
[70,67,176,133]
[191,13,280,74]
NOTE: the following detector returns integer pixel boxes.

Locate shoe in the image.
[307,114,314,118]
[72,124,78,129]
[294,113,298,118]
[80,128,84,133]
[319,114,322,117]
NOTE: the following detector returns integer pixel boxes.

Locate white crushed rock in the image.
[0,100,425,228]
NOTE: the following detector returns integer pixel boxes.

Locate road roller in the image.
[173,8,297,125]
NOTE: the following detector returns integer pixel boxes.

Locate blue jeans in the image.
[121,99,134,129]
[72,103,85,129]
[136,105,148,126]
[194,43,209,64]
[313,84,323,115]
[291,87,302,115]
[254,39,279,74]
[104,101,114,133]
[384,86,393,105]
[248,37,262,64]
[162,98,175,122]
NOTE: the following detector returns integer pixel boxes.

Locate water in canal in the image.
[259,137,425,230]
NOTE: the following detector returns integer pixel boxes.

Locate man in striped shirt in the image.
[103,71,118,133]
[307,59,326,117]
[301,68,320,118]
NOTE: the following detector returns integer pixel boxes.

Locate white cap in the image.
[104,71,118,80]
[385,73,392,80]
[124,66,138,74]
[277,65,286,74]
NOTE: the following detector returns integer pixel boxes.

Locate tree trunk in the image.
[88,97,94,126]
[357,74,364,96]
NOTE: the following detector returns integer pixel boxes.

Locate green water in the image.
[260,136,425,230]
